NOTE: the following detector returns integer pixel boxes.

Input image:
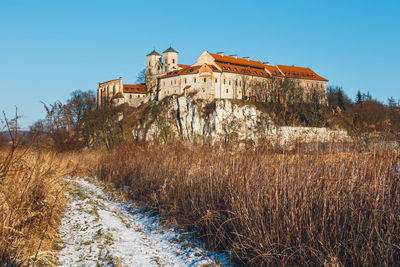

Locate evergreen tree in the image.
[356,90,362,104]
[337,88,346,111]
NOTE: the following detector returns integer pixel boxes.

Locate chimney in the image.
[217,52,224,56]
[230,54,238,59]
[263,62,270,65]
[243,57,250,61]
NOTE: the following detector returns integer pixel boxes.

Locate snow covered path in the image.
[57,178,230,267]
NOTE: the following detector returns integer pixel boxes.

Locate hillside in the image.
[125,95,348,148]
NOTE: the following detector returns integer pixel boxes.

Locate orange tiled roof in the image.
[123,83,146,94]
[217,63,269,78]
[158,51,328,82]
[209,53,265,69]
[159,66,202,78]
[178,64,190,69]
[277,65,328,81]
[264,65,284,77]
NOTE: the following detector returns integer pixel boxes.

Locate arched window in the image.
[172,59,175,64]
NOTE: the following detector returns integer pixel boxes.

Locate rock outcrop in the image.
[132,95,348,146]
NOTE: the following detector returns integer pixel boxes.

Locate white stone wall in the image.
[267,126,349,147]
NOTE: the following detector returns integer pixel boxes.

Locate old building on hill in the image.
[97,47,328,108]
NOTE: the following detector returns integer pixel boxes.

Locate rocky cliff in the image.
[131,95,348,146]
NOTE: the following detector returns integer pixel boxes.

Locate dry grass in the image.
[98,142,400,266]
[0,142,100,266]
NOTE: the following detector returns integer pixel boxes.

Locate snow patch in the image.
[57,178,231,266]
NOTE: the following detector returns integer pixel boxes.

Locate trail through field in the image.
[57,178,230,267]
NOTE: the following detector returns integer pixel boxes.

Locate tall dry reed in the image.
[0,142,95,266]
[98,142,400,266]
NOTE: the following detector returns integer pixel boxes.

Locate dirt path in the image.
[57,178,229,267]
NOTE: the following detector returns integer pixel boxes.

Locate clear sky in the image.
[0,0,399,129]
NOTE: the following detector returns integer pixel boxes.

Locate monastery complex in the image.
[97,47,328,107]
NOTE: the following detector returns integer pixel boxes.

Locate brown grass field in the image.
[0,142,98,266]
[1,136,398,266]
[98,142,400,266]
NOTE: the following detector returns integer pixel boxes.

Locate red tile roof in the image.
[264,65,284,77]
[158,51,328,82]
[159,66,202,78]
[276,65,328,81]
[217,63,268,78]
[178,64,190,69]
[209,53,265,69]
[123,84,146,94]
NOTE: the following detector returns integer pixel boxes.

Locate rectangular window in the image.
[224,79,226,84]
[215,78,218,83]
[194,78,196,83]
[184,78,187,83]
[226,89,228,93]
[204,78,206,82]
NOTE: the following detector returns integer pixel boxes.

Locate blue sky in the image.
[0,0,399,129]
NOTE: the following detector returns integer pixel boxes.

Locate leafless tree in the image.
[136,68,146,84]
[263,76,304,104]
[239,67,252,100]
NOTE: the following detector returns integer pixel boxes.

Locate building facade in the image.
[97,47,328,108]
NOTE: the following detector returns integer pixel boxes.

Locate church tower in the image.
[146,50,162,95]
[163,47,178,72]
[146,50,162,76]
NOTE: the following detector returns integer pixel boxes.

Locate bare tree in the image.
[264,76,303,104]
[136,68,146,84]
[239,67,252,101]
[254,79,269,102]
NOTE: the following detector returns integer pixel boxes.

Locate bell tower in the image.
[146,49,162,95]
[146,50,162,76]
[162,47,178,72]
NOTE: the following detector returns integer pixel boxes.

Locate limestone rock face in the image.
[133,95,272,144]
[132,95,348,146]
